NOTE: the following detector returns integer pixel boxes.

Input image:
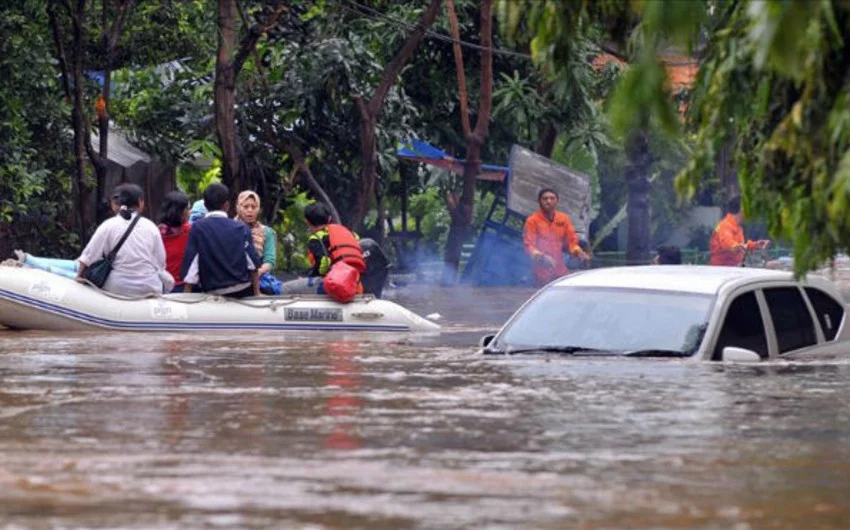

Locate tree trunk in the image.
[350,0,442,230]
[70,1,92,240]
[441,0,493,284]
[96,0,135,222]
[536,122,557,157]
[354,100,377,229]
[214,1,287,200]
[718,138,738,204]
[95,70,111,221]
[625,131,652,265]
[215,0,240,198]
[442,139,482,284]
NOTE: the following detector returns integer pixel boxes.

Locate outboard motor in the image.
[359,238,390,298]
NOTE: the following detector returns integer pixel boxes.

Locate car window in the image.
[713,292,768,360]
[496,287,712,355]
[763,287,817,354]
[804,287,844,341]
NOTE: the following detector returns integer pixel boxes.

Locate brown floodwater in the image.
[1,285,850,529]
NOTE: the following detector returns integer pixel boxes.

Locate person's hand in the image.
[536,253,556,268]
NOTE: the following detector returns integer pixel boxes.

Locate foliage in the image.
[274,188,315,272]
[498,0,850,275]
[0,2,78,256]
[676,0,850,274]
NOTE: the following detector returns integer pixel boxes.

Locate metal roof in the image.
[90,128,151,168]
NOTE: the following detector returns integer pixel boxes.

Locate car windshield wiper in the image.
[621,348,690,358]
[488,346,617,356]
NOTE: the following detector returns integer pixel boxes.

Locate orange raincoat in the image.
[523,210,581,285]
[709,213,756,266]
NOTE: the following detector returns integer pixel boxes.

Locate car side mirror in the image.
[479,334,495,348]
[721,346,762,363]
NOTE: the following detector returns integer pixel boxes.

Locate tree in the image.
[441,0,493,283]
[91,0,135,222]
[0,1,78,257]
[214,0,287,198]
[48,0,97,239]
[496,0,696,265]
[352,0,442,233]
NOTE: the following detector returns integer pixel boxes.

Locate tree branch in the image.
[250,125,342,223]
[233,2,287,78]
[354,95,369,120]
[106,0,135,54]
[446,0,471,138]
[47,3,72,101]
[368,0,442,117]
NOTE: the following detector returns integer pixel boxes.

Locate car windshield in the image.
[495,286,713,356]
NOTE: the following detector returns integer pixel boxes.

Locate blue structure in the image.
[397,140,536,286]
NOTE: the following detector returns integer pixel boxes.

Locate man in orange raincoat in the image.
[523,188,590,286]
[710,196,770,266]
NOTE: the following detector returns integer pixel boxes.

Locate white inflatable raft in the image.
[0,266,439,333]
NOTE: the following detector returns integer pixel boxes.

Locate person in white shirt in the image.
[77,184,168,296]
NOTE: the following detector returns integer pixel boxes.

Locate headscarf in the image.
[235,190,266,256]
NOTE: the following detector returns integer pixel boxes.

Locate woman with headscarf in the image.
[157,191,191,292]
[234,191,279,293]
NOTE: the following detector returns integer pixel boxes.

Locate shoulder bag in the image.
[82,214,141,288]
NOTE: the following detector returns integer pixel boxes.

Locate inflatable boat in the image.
[0,265,439,333]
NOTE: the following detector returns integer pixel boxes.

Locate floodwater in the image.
[1,286,850,529]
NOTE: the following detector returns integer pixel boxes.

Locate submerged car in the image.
[482,266,849,362]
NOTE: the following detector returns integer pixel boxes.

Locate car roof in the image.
[552,265,796,295]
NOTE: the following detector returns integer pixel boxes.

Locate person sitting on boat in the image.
[280,203,366,297]
[234,190,281,295]
[180,183,263,298]
[157,191,191,293]
[77,183,169,297]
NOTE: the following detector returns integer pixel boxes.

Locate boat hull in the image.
[0,267,439,332]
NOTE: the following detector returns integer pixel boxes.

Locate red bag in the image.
[323,261,360,303]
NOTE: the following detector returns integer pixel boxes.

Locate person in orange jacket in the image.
[710,196,770,266]
[523,188,590,286]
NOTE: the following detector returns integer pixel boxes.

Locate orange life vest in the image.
[327,224,366,272]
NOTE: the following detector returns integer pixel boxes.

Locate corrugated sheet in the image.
[90,128,150,168]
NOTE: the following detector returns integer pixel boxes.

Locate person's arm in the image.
[306,237,325,276]
[154,230,167,270]
[260,226,276,275]
[522,217,541,259]
[244,226,263,270]
[715,226,745,253]
[76,222,109,279]
[562,216,586,258]
[180,229,200,290]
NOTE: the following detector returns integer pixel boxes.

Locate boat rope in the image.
[74,277,375,308]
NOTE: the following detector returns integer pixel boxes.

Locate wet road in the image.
[1,286,850,529]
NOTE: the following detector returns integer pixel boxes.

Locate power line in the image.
[334,0,534,61]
